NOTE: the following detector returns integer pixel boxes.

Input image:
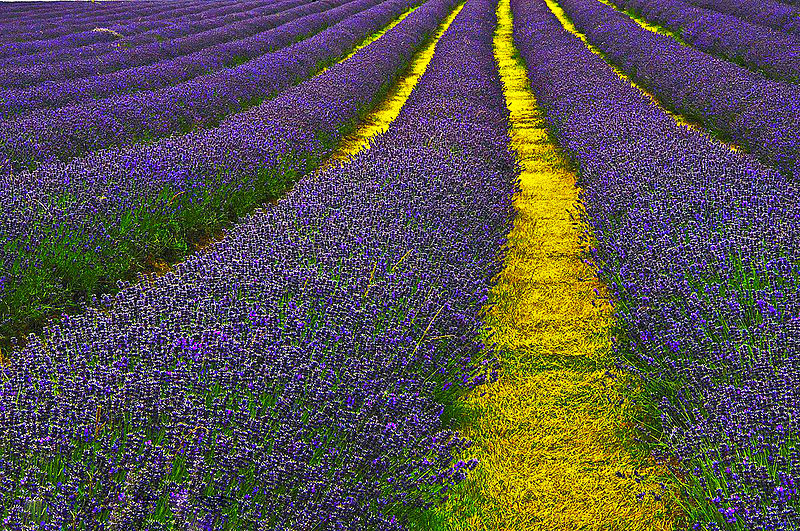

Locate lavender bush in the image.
[0,2,167,41]
[0,0,515,526]
[0,0,372,119]
[612,0,800,83]
[555,0,800,181]
[0,0,416,173]
[514,0,800,528]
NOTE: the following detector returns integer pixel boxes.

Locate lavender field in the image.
[0,0,798,528]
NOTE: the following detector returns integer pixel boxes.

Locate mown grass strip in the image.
[417,0,681,528]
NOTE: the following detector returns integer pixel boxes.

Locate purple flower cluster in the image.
[612,0,800,83]
[0,0,294,68]
[682,0,800,37]
[514,0,800,528]
[0,1,210,52]
[0,0,456,349]
[0,0,412,172]
[0,0,513,526]
[556,0,800,181]
[0,0,336,90]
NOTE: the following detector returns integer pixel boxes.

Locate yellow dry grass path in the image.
[321,3,466,167]
[417,0,681,528]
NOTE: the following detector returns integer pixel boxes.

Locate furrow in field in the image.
[426,0,679,528]
[544,0,741,153]
[322,2,466,166]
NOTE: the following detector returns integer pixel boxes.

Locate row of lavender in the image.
[682,0,800,36]
[0,0,287,67]
[554,0,800,182]
[0,0,417,173]
[0,0,515,526]
[515,0,800,528]
[0,1,175,41]
[0,0,441,348]
[0,0,373,123]
[0,0,209,48]
[609,0,800,83]
[0,0,328,89]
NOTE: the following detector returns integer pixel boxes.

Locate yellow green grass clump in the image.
[417,0,682,528]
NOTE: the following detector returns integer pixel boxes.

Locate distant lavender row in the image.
[515,0,800,528]
[0,0,455,346]
[0,0,358,120]
[0,1,215,43]
[0,1,203,49]
[0,0,93,20]
[0,0,400,172]
[0,1,117,27]
[612,0,800,83]
[0,0,294,65]
[0,0,511,527]
[555,0,800,180]
[683,0,800,37]
[0,1,170,34]
[0,0,329,89]
[0,0,280,67]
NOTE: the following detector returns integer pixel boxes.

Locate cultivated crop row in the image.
[555,0,800,180]
[0,1,209,48]
[0,0,454,347]
[0,0,352,95]
[0,0,414,170]
[3,0,798,527]
[0,0,516,526]
[0,0,346,90]
[683,0,800,36]
[514,0,800,527]
[611,0,800,83]
[0,0,295,67]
